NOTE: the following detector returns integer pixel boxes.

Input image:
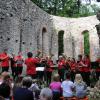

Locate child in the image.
[74,74,88,100]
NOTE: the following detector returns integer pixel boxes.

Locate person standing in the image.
[10,54,17,79]
[0,49,10,72]
[70,58,77,82]
[77,55,86,82]
[16,52,24,76]
[58,56,66,81]
[25,52,39,78]
[46,56,53,85]
[83,55,91,86]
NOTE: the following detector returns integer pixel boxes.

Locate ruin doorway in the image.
[82,30,90,56]
[58,30,64,56]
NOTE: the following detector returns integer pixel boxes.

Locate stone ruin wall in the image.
[0,0,99,61]
[96,11,100,55]
[0,0,55,57]
[52,15,100,61]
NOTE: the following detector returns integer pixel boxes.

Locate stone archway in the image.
[58,30,64,56]
[82,30,90,56]
[42,27,49,56]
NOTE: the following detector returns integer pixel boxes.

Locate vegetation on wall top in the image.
[31,0,100,18]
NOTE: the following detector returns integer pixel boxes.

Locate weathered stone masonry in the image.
[0,0,100,61]
[0,0,55,57]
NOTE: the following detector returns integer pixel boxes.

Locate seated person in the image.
[49,74,62,100]
[13,76,34,100]
[74,74,88,99]
[40,88,53,100]
[0,82,11,100]
[28,78,40,100]
[61,72,74,99]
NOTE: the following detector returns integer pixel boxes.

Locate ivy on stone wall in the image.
[83,31,90,56]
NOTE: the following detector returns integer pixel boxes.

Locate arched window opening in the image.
[58,30,64,56]
[42,27,48,56]
[82,30,90,55]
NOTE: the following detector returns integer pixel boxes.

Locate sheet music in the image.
[36,67,45,71]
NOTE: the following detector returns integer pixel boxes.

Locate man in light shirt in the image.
[61,72,75,99]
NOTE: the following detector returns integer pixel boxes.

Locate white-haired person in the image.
[74,74,88,100]
[40,88,53,100]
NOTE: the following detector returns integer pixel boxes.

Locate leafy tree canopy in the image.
[31,0,100,18]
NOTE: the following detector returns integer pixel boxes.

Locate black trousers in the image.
[2,67,9,72]
[11,66,17,79]
[52,91,61,100]
[58,68,65,81]
[46,71,52,85]
[17,66,23,75]
[96,71,100,80]
[37,71,44,81]
[84,72,90,86]
[71,71,76,82]
[80,71,90,86]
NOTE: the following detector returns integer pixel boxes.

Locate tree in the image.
[31,0,100,18]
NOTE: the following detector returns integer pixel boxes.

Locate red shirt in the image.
[97,59,100,63]
[25,58,38,75]
[16,55,24,67]
[58,60,65,69]
[83,58,90,72]
[77,60,84,72]
[70,62,77,71]
[46,60,53,72]
[0,53,9,67]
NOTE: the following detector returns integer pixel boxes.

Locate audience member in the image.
[13,76,34,100]
[61,72,74,99]
[74,74,88,99]
[0,82,11,100]
[40,88,53,100]
[50,74,62,100]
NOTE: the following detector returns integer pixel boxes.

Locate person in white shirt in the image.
[61,72,74,99]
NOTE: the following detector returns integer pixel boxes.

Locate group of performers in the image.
[0,49,100,86]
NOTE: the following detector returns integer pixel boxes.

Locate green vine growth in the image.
[83,31,90,56]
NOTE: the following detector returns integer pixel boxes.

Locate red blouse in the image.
[25,58,38,75]
[0,53,10,67]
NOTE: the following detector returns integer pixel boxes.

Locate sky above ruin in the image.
[82,0,100,5]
